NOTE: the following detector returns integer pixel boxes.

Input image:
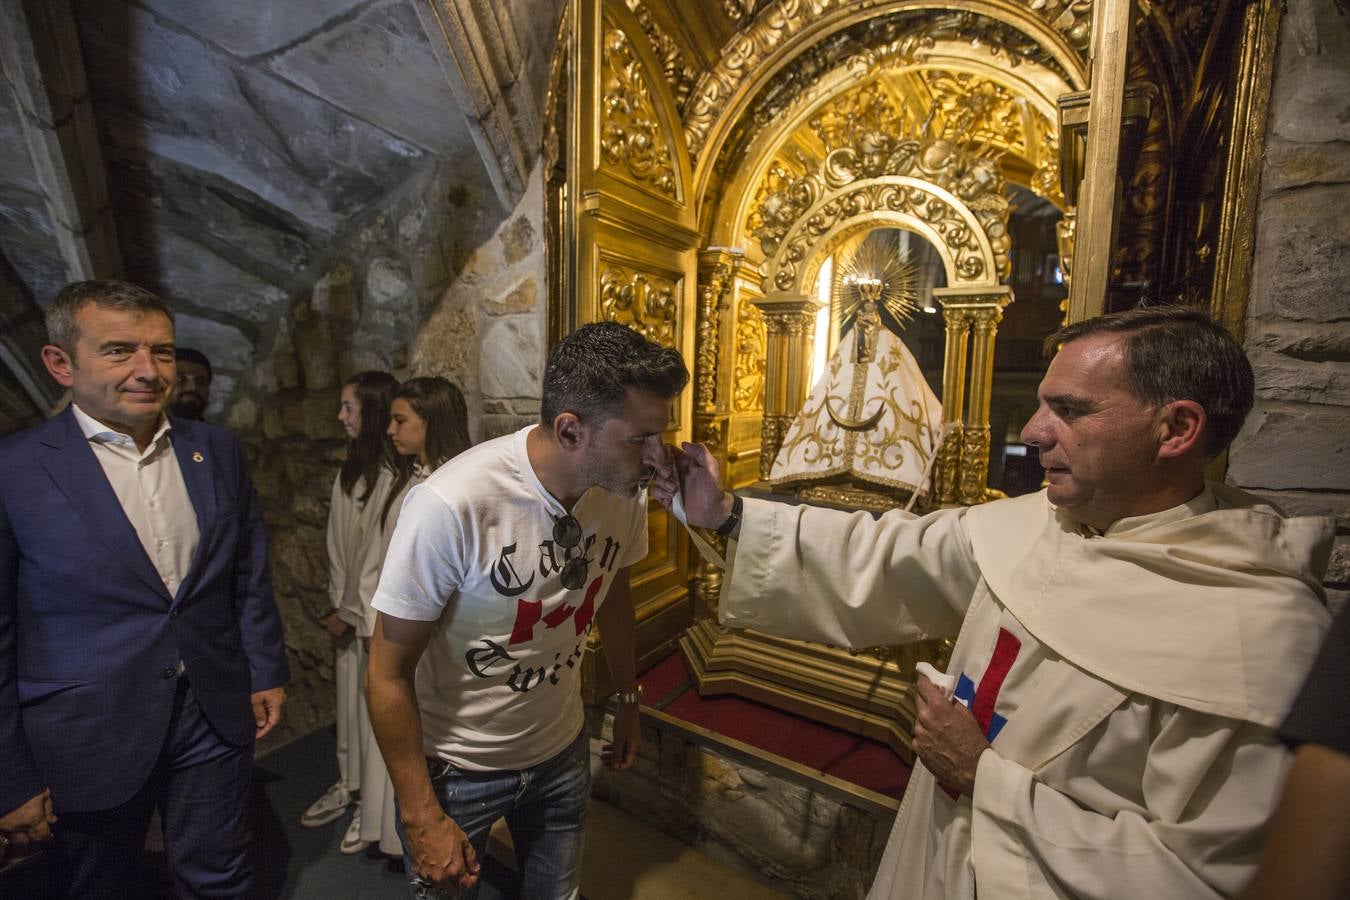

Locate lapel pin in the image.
[192,451,204,463]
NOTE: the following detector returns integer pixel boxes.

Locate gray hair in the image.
[46,280,173,351]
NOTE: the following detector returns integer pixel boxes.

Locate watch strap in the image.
[715,493,744,538]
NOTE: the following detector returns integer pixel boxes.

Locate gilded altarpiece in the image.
[555,0,1279,756]
[568,0,699,701]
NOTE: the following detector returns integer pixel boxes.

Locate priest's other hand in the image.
[913,674,989,796]
[650,442,732,530]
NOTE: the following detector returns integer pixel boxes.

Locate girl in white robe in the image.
[303,372,403,841]
[357,376,472,859]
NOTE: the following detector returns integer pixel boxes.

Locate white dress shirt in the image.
[72,404,200,596]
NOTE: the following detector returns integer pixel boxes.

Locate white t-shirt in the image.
[372,426,648,771]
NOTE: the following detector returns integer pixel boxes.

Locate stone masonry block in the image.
[1250,184,1350,325]
[1229,403,1350,491]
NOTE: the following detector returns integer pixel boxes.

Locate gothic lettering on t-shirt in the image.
[464,635,588,694]
[489,542,534,597]
[467,522,629,693]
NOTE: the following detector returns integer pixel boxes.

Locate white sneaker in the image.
[301,781,353,827]
[340,804,370,854]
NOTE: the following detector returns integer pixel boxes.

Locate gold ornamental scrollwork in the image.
[759,414,793,480]
[734,298,766,412]
[601,22,679,199]
[622,0,699,115]
[599,263,679,348]
[924,71,1026,152]
[747,83,1013,292]
[762,307,816,339]
[1033,120,1065,208]
[695,416,728,449]
[683,0,1094,161]
[764,176,1007,293]
[959,425,993,504]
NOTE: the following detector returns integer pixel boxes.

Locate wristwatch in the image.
[615,684,643,705]
[715,493,744,538]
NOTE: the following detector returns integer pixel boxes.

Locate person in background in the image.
[170,347,213,421]
[1239,602,1350,900]
[302,372,404,855]
[0,280,287,896]
[367,323,687,897]
[354,375,472,862]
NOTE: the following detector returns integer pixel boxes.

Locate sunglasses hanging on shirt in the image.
[552,513,590,591]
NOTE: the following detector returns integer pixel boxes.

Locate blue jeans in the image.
[398,728,591,900]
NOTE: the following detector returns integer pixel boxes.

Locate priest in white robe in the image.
[654,306,1334,899]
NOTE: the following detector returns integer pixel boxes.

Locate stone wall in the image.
[1229,0,1350,615]
[238,162,548,752]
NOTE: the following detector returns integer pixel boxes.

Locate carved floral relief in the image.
[733,297,766,412]
[601,21,679,199]
[600,262,679,349]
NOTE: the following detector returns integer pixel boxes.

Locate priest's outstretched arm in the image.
[655,442,979,648]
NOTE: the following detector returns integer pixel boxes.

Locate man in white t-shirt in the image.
[367,322,688,898]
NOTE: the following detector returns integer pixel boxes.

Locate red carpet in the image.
[638,653,911,798]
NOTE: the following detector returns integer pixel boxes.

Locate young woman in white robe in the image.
[357,376,472,860]
[302,372,405,846]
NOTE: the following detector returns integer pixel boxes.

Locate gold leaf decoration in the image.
[733,299,766,412]
[600,263,678,348]
[684,1,1093,162]
[623,0,698,115]
[601,24,678,199]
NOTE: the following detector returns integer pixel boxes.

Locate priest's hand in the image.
[650,442,733,530]
[913,675,989,796]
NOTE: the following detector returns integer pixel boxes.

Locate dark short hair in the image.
[1045,306,1254,457]
[541,322,689,426]
[46,280,173,351]
[174,346,213,381]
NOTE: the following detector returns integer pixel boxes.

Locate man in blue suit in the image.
[0,280,289,897]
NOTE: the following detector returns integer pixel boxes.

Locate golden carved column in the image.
[934,303,972,504]
[933,286,1014,505]
[692,248,743,613]
[751,294,819,481]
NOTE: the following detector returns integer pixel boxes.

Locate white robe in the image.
[326,468,395,790]
[358,466,428,856]
[327,468,396,633]
[721,484,1333,899]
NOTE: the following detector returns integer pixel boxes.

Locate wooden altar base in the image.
[586,653,909,899]
[680,617,942,761]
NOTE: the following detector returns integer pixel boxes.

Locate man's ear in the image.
[553,412,585,451]
[40,344,75,388]
[1156,400,1206,460]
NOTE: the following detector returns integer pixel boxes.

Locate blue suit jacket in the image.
[0,408,289,814]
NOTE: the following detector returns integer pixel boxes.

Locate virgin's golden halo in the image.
[833,231,921,329]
